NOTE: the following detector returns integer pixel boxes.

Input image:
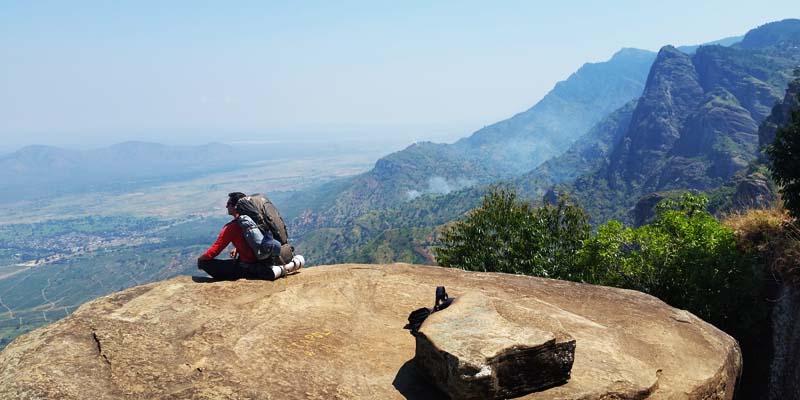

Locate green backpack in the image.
[235,193,294,264]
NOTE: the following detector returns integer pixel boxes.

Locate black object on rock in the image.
[403,286,455,334]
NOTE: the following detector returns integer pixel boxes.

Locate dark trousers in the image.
[198,259,277,281]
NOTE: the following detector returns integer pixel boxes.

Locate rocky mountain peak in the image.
[607,45,703,185]
[616,32,797,188]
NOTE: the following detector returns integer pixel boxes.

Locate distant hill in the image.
[451,47,656,174]
[677,35,744,54]
[736,19,800,50]
[0,141,245,202]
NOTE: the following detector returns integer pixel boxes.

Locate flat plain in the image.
[0,149,379,348]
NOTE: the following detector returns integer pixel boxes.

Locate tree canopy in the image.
[767,83,800,220]
[435,187,590,278]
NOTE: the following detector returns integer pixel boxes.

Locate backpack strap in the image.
[433,286,454,311]
[403,286,456,335]
[403,307,432,333]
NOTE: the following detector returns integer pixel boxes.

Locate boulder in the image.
[632,190,689,226]
[731,171,776,211]
[414,292,575,399]
[0,264,742,399]
[632,192,669,226]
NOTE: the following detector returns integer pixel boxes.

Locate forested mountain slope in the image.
[287,48,656,231]
[293,100,644,264]
[293,20,800,264]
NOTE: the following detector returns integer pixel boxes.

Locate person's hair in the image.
[227,192,247,206]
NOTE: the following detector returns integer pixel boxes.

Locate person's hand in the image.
[229,248,238,259]
[197,254,210,268]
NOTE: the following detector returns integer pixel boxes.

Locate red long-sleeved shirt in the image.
[203,220,258,263]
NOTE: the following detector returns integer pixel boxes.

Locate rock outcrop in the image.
[632,191,675,226]
[414,292,576,399]
[0,264,741,399]
[731,171,776,211]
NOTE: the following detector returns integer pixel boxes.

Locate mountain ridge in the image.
[289,47,657,239]
[292,19,800,263]
[558,19,800,224]
[0,142,244,203]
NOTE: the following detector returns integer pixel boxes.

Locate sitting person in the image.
[197,192,303,280]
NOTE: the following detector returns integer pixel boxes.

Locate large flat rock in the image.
[0,264,741,399]
[414,292,576,398]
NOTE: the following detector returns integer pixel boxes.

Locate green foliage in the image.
[346,227,434,265]
[436,190,764,338]
[435,187,590,278]
[767,91,800,219]
[579,193,763,335]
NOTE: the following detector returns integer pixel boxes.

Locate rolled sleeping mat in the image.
[270,255,305,278]
[285,255,305,274]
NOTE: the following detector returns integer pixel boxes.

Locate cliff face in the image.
[610,42,793,192]
[759,76,800,150]
[763,80,800,399]
[711,77,800,214]
[770,284,800,399]
[0,264,741,399]
[608,46,705,186]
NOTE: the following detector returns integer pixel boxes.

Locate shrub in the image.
[438,190,767,338]
[725,205,800,286]
[580,193,762,335]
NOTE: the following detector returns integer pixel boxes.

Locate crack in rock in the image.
[91,331,111,366]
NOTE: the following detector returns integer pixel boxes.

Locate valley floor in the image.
[0,151,378,349]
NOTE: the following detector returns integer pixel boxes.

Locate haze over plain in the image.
[1,1,796,152]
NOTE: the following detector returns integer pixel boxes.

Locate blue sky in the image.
[0,1,797,151]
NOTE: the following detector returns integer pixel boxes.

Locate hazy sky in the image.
[1,1,796,151]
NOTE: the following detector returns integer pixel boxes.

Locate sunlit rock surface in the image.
[414,292,576,399]
[0,264,741,399]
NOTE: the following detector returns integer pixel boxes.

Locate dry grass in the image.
[724,204,800,286]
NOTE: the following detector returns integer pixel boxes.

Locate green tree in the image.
[435,187,590,278]
[767,81,800,219]
[579,193,762,335]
